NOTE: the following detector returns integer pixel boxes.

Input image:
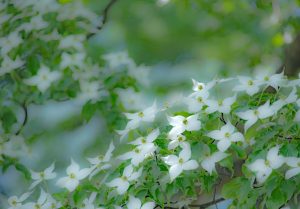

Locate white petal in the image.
[169,126,185,137]
[236,110,255,120]
[217,139,231,152]
[257,101,274,119]
[104,142,115,162]
[186,114,201,131]
[29,180,42,190]
[285,168,300,179]
[77,168,91,180]
[201,158,216,175]
[106,178,123,187]
[267,146,284,169]
[221,121,235,134]
[285,157,300,167]
[168,140,179,150]
[167,115,185,126]
[128,167,143,181]
[116,181,130,195]
[230,132,244,142]
[182,160,198,170]
[207,130,223,141]
[146,128,160,143]
[66,159,80,175]
[123,164,133,177]
[162,155,179,166]
[244,117,258,131]
[248,159,266,173]
[128,196,142,209]
[169,164,183,181]
[141,202,155,209]
[179,143,191,162]
[256,167,272,184]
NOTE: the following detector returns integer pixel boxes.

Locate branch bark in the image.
[87,0,118,39]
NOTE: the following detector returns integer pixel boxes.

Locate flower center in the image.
[247,80,253,86]
[297,162,300,167]
[224,132,230,138]
[198,85,203,90]
[254,110,259,116]
[138,112,144,118]
[121,176,128,181]
[265,160,270,167]
[11,200,17,206]
[179,158,184,164]
[35,204,41,209]
[218,100,223,106]
[134,148,140,153]
[98,155,104,160]
[51,203,56,209]
[264,76,269,81]
[178,136,183,142]
[39,171,45,178]
[42,74,48,80]
[69,173,76,179]
[182,119,188,125]
[197,97,203,103]
[141,138,146,144]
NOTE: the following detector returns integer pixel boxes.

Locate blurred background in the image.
[1,0,300,208]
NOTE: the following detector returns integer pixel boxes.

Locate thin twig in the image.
[15,102,28,135]
[87,0,118,39]
[219,113,226,124]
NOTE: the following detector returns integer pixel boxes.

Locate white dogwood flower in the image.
[0,31,23,56]
[57,159,91,192]
[60,52,86,69]
[167,114,201,137]
[117,102,158,140]
[87,142,115,179]
[24,65,61,92]
[29,163,57,190]
[271,88,298,113]
[102,51,134,69]
[59,34,85,51]
[191,79,216,94]
[8,192,32,209]
[23,189,49,209]
[79,192,102,209]
[236,100,275,131]
[185,90,209,113]
[248,146,285,184]
[129,129,160,146]
[168,134,186,150]
[162,143,199,181]
[233,76,261,96]
[0,56,24,76]
[207,121,244,152]
[118,143,156,166]
[126,196,155,209]
[205,95,236,114]
[106,164,143,195]
[255,71,286,90]
[77,80,107,104]
[201,151,228,174]
[285,157,300,179]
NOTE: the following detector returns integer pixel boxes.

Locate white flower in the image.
[201,151,228,174]
[248,146,285,184]
[207,121,244,152]
[7,192,32,209]
[24,65,61,92]
[60,52,86,69]
[102,51,134,70]
[167,114,201,137]
[106,164,143,195]
[87,142,115,179]
[0,56,24,76]
[79,192,102,209]
[162,143,199,181]
[205,95,236,114]
[44,195,62,209]
[285,157,300,179]
[233,76,261,96]
[185,91,209,113]
[0,32,23,56]
[77,80,107,104]
[56,159,91,192]
[23,189,49,209]
[19,15,49,32]
[117,102,158,140]
[3,135,28,158]
[191,79,216,94]
[116,88,146,111]
[126,196,155,209]
[168,134,186,150]
[29,163,57,190]
[255,71,286,90]
[118,129,159,166]
[59,35,85,51]
[236,100,275,131]
[129,65,150,86]
[271,88,298,113]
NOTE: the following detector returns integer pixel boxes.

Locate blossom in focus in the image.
[233,76,261,96]
[57,159,91,192]
[126,196,155,209]
[207,121,244,152]
[248,146,285,184]
[7,192,32,209]
[201,151,228,174]
[162,143,199,181]
[285,157,300,179]
[167,114,201,137]
[205,95,236,114]
[106,164,143,195]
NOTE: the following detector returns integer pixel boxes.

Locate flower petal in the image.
[169,164,183,181]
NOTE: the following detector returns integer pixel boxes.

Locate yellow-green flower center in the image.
[69,173,76,179]
[121,176,128,181]
[183,119,188,125]
[198,85,203,90]
[138,112,144,118]
[265,160,270,167]
[225,132,230,138]
[197,97,203,103]
[179,158,184,164]
[141,138,146,144]
[134,148,140,153]
[297,162,300,167]
[34,204,41,209]
[39,171,45,178]
[98,155,104,160]
[264,76,269,81]
[178,136,183,142]
[248,80,253,86]
[218,100,223,106]
[254,110,259,115]
[12,200,17,206]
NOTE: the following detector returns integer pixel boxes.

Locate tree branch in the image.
[87,0,118,39]
[15,102,28,135]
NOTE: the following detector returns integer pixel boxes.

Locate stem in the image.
[87,0,118,39]
[15,102,28,135]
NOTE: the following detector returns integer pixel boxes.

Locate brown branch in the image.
[87,0,118,39]
[15,102,28,135]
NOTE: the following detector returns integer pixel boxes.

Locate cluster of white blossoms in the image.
[6,69,300,208]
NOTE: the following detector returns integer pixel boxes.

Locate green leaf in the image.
[15,163,31,180]
[82,102,97,121]
[266,187,286,209]
[0,107,17,132]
